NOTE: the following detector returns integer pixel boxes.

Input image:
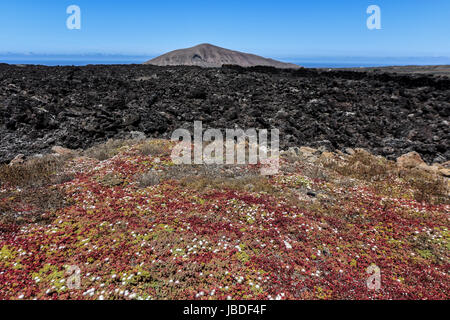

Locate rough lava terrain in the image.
[0,63,449,164]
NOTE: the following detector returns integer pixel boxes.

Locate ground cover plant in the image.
[0,139,448,300]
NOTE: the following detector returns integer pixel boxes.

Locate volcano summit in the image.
[144,43,301,69]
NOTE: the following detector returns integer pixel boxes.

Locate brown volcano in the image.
[144,43,300,69]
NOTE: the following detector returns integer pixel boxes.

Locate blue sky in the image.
[0,0,449,58]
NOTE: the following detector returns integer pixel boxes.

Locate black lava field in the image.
[0,63,449,164]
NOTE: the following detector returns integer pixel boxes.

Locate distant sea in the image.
[0,59,146,66]
[1,56,449,68]
[289,57,450,68]
[293,62,395,68]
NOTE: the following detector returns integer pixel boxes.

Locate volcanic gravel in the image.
[0,63,449,164]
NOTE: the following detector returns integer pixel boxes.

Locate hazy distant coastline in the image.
[2,53,450,68]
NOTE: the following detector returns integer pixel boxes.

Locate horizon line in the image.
[2,52,450,60]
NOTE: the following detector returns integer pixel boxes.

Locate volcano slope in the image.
[0,63,449,164]
[145,43,301,69]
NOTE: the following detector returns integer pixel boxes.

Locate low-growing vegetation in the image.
[0,139,448,300]
[321,149,449,205]
[83,139,140,161]
[0,155,69,188]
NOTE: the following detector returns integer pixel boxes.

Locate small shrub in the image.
[139,140,171,157]
[98,173,125,187]
[321,149,448,204]
[410,233,446,264]
[179,174,277,194]
[321,149,393,181]
[0,187,69,226]
[302,164,330,182]
[27,187,70,212]
[83,139,138,161]
[402,169,448,204]
[137,171,161,187]
[0,155,67,188]
[51,173,75,185]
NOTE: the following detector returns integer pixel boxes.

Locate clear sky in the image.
[0,0,449,58]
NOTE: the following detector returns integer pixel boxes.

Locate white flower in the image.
[284,241,292,249]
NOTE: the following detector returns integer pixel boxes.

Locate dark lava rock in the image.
[0,63,449,164]
[306,191,317,198]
